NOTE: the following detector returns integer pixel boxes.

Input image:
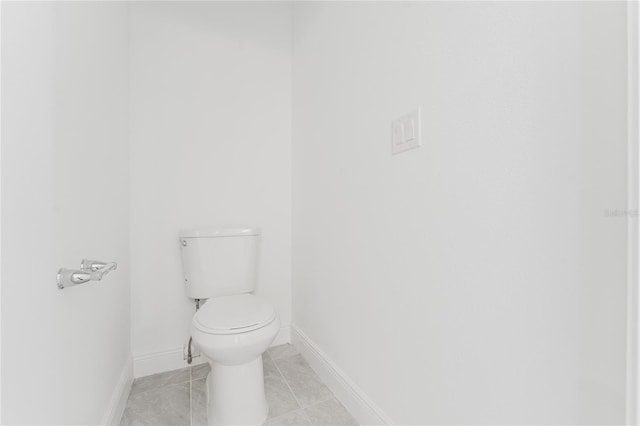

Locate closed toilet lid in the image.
[193,294,276,334]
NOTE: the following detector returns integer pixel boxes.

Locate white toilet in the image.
[179,227,280,426]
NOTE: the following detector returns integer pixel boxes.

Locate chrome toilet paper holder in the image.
[57,259,118,290]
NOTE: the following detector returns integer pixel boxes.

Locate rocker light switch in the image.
[392,107,421,155]
[393,121,404,147]
[403,119,415,141]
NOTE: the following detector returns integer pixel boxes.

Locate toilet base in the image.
[205,356,268,426]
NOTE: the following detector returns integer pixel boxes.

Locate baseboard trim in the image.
[134,325,291,378]
[101,356,133,426]
[291,325,393,426]
[133,346,207,378]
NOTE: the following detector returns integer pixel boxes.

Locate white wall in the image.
[292,2,628,424]
[1,2,130,424]
[129,2,292,376]
[627,1,640,423]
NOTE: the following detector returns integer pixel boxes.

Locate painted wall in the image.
[1,2,130,424]
[627,2,640,423]
[292,2,628,424]
[129,2,292,376]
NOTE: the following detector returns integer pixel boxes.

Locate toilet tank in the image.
[179,227,260,299]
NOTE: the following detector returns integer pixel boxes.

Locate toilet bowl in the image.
[191,294,280,425]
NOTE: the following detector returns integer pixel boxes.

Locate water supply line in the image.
[187,298,201,364]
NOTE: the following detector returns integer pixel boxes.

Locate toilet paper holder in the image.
[57,259,118,290]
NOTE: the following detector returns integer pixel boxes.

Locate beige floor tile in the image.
[264,361,300,419]
[120,352,358,426]
[191,362,211,381]
[267,343,298,360]
[304,398,358,426]
[121,382,190,426]
[191,378,208,426]
[130,367,191,396]
[265,409,312,426]
[275,354,333,408]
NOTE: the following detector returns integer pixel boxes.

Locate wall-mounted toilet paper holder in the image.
[57,259,118,290]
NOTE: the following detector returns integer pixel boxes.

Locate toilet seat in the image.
[193,294,276,335]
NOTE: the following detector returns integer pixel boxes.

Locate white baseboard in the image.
[134,325,291,378]
[101,356,133,426]
[133,346,207,378]
[291,325,394,426]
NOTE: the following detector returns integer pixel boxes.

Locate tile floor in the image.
[121,344,358,426]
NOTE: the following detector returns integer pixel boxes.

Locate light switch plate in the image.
[392,107,421,155]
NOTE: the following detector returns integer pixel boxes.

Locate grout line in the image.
[189,366,193,426]
[269,352,299,363]
[301,407,315,425]
[304,395,337,409]
[128,379,193,397]
[267,345,299,363]
[272,357,315,426]
[265,409,307,425]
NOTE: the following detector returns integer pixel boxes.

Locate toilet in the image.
[179,227,280,426]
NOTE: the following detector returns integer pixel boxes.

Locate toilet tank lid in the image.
[179,227,260,238]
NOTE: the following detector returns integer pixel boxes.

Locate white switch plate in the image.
[392,107,421,155]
